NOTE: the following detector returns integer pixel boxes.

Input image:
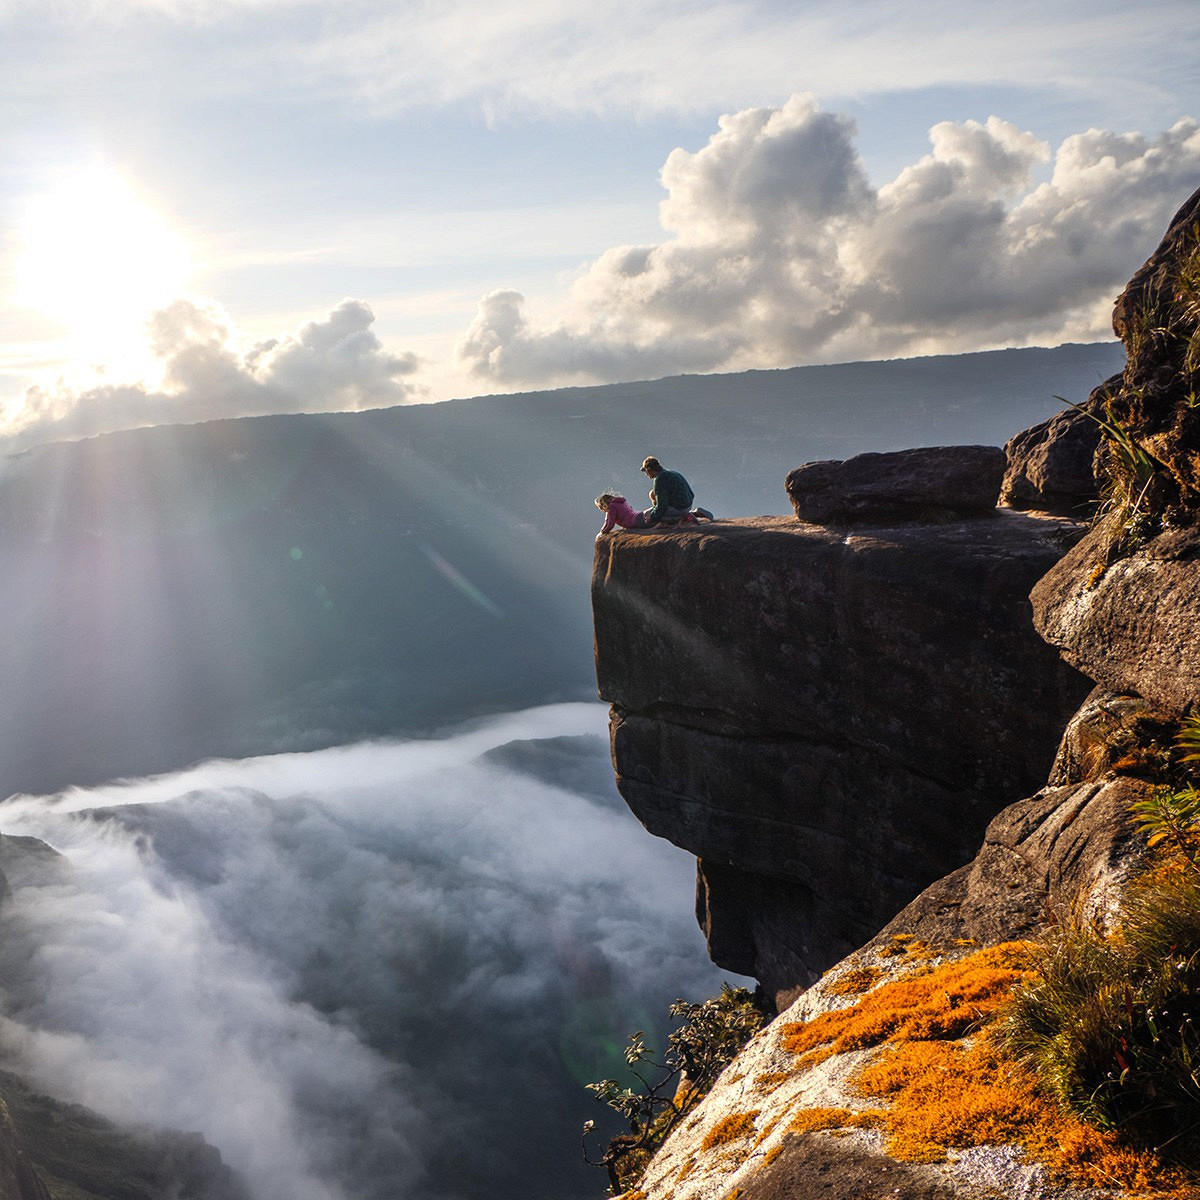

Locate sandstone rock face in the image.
[1031,523,1200,714]
[785,445,1005,525]
[1047,686,1177,786]
[625,771,1146,1200]
[874,773,1150,951]
[594,512,1091,1001]
[1107,185,1200,507]
[999,378,1116,515]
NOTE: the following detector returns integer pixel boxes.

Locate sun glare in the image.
[13,163,192,377]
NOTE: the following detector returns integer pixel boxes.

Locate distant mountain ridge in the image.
[0,342,1123,797]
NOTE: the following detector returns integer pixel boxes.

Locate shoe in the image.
[694,507,714,520]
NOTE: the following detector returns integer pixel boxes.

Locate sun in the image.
[13,162,193,374]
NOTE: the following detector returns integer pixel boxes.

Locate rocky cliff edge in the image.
[591,186,1200,1198]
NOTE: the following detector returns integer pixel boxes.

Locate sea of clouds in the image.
[0,703,729,1200]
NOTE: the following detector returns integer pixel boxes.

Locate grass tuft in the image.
[1003,863,1200,1164]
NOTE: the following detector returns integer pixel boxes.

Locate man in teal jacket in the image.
[640,456,714,525]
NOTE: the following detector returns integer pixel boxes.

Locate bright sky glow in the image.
[13,162,192,380]
[0,0,1198,446]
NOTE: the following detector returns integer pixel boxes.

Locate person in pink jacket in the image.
[595,491,714,537]
[594,493,645,535]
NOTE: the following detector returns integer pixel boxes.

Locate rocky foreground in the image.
[591,186,1200,1197]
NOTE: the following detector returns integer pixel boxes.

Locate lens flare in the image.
[419,543,504,618]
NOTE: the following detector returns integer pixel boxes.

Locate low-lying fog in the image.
[0,704,730,1200]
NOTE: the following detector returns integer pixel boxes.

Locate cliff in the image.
[591,186,1200,1198]
[594,478,1090,1006]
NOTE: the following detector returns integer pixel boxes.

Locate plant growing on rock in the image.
[1127,715,1200,877]
[582,984,764,1194]
[1175,232,1200,378]
[1055,394,1168,558]
[1003,818,1200,1167]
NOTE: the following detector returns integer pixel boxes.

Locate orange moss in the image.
[700,1111,760,1151]
[786,1106,884,1135]
[772,942,1199,1196]
[780,942,1034,1057]
[877,934,933,960]
[825,966,882,996]
[762,1143,784,1166]
[675,1155,696,1181]
[854,1035,1195,1195]
[752,1070,794,1092]
[795,1044,837,1069]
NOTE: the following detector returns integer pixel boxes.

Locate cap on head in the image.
[641,456,661,473]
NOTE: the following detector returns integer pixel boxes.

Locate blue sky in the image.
[1,0,1198,446]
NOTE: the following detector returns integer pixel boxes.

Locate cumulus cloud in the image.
[2,297,423,449]
[0,704,729,1200]
[457,98,1200,386]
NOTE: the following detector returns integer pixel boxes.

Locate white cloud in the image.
[283,0,1200,123]
[457,100,1200,386]
[2,296,423,448]
[10,1,1194,128]
[0,705,727,1200]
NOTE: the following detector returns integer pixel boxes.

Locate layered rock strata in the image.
[594,508,1091,1004]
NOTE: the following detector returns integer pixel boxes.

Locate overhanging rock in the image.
[593,512,1091,1004]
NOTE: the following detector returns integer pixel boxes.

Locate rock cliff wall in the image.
[594,502,1090,1005]
[590,185,1200,1199]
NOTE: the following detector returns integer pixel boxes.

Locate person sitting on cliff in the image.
[640,456,714,525]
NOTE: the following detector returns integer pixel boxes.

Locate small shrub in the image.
[1056,394,1167,558]
[1131,785,1200,876]
[1175,713,1200,769]
[583,984,765,1194]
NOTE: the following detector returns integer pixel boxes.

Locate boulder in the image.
[874,775,1151,950]
[999,377,1117,515]
[1047,686,1177,786]
[1031,523,1200,714]
[785,445,1005,525]
[626,775,1149,1200]
[594,512,1091,1001]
